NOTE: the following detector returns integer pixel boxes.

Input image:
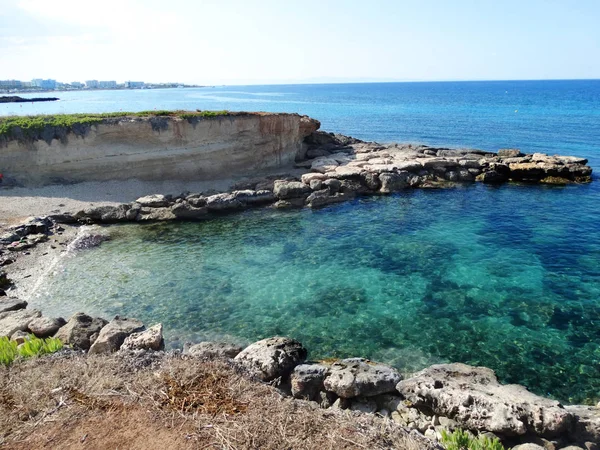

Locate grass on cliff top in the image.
[0,110,230,139]
[0,335,63,366]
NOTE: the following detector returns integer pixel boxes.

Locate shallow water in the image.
[32,182,600,404]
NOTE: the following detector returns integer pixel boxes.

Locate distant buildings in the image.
[85,80,99,89]
[71,82,84,88]
[125,81,144,88]
[0,80,22,88]
[31,79,57,89]
[0,78,198,93]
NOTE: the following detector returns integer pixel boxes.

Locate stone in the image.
[136,206,176,221]
[476,170,509,183]
[273,180,311,200]
[558,447,585,450]
[0,309,41,338]
[459,159,483,168]
[121,323,164,351]
[323,358,402,398]
[379,172,411,193]
[233,190,276,205]
[322,178,342,193]
[184,341,243,359]
[397,363,573,438]
[76,205,133,223]
[350,398,378,414]
[565,405,600,446]
[89,316,145,354]
[301,172,328,184]
[512,445,546,450]
[309,179,323,191]
[170,201,209,219]
[306,190,354,208]
[330,166,364,179]
[498,148,523,157]
[10,330,29,345]
[55,313,108,350]
[310,157,339,173]
[234,336,307,381]
[0,297,27,314]
[290,363,329,400]
[135,194,170,207]
[28,316,66,338]
[202,193,243,211]
[361,172,380,190]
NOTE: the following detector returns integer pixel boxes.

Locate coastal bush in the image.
[0,335,63,365]
[441,429,504,450]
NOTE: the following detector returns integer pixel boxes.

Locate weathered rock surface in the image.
[0,297,27,314]
[184,341,243,359]
[323,358,402,398]
[55,313,108,350]
[28,316,66,338]
[291,363,329,400]
[0,308,41,337]
[273,180,311,200]
[565,405,600,446]
[234,336,307,381]
[121,323,164,351]
[89,316,145,354]
[396,363,573,438]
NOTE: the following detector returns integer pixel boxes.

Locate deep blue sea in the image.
[8,81,600,404]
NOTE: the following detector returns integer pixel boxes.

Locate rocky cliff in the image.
[0,112,320,185]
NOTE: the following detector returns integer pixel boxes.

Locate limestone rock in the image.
[396,363,573,438]
[301,172,328,184]
[379,172,411,193]
[565,405,600,446]
[135,194,170,207]
[476,170,509,183]
[273,180,311,200]
[136,206,176,221]
[184,341,242,359]
[89,316,145,354]
[350,398,378,414]
[76,205,134,223]
[511,445,546,450]
[306,190,354,208]
[170,201,208,219]
[498,148,523,158]
[234,336,307,381]
[310,157,339,173]
[233,189,276,205]
[28,316,66,338]
[121,323,164,351]
[10,330,29,345]
[55,313,108,350]
[0,309,41,338]
[0,297,27,314]
[290,363,329,400]
[323,358,402,398]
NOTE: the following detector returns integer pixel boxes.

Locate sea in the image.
[3,81,600,404]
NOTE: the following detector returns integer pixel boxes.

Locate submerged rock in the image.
[234,336,307,381]
[55,312,108,350]
[89,316,145,354]
[396,363,573,438]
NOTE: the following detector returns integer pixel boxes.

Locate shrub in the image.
[441,429,504,450]
[0,335,63,365]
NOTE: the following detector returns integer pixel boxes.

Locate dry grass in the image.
[0,351,438,450]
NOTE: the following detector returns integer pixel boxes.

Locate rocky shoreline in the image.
[0,96,59,103]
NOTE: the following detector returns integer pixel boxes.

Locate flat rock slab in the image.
[0,297,27,314]
[184,341,242,359]
[89,316,145,354]
[121,323,164,351]
[0,309,41,338]
[323,358,402,398]
[397,363,573,438]
[55,312,108,350]
[234,336,307,381]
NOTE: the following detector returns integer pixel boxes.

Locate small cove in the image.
[30,182,600,404]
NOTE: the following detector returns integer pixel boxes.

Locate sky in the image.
[1,0,599,85]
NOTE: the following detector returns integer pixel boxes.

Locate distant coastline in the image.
[0,95,59,104]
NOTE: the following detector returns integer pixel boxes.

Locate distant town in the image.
[0,78,202,93]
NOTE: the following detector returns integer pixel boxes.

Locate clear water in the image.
[14,81,600,404]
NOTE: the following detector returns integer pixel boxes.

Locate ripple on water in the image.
[31,184,600,404]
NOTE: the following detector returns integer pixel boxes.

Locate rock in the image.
[565,405,600,446]
[323,358,402,398]
[309,179,323,191]
[0,309,41,338]
[350,398,378,414]
[121,323,164,351]
[47,213,78,224]
[13,217,50,236]
[310,157,339,173]
[290,363,329,400]
[184,341,242,359]
[540,176,571,185]
[136,206,176,221]
[361,172,380,190]
[135,194,170,207]
[459,159,483,168]
[273,198,306,209]
[379,172,411,193]
[330,166,364,179]
[558,447,585,450]
[273,180,311,200]
[10,330,29,345]
[498,148,523,157]
[476,170,509,183]
[0,297,27,314]
[322,178,342,193]
[306,148,332,159]
[88,316,145,354]
[55,313,108,350]
[234,336,307,381]
[233,189,276,205]
[69,230,110,250]
[332,397,352,410]
[170,201,208,219]
[301,172,328,184]
[397,363,573,438]
[0,271,10,289]
[512,445,546,450]
[28,317,66,338]
[76,205,134,223]
[306,190,354,208]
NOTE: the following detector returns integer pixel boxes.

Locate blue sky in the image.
[1,0,599,84]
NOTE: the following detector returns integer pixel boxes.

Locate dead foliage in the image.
[0,352,438,450]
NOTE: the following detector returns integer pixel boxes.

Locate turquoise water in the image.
[15,81,600,403]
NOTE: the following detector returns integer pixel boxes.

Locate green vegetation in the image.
[0,110,230,140]
[0,335,64,365]
[441,429,505,450]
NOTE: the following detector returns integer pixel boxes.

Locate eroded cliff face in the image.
[0,113,320,186]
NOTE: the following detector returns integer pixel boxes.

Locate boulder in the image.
[135,194,170,207]
[306,190,354,208]
[511,445,545,450]
[88,316,145,354]
[0,309,41,338]
[136,206,176,221]
[323,358,402,398]
[0,297,27,314]
[476,170,509,183]
[54,313,108,350]
[28,316,66,338]
[379,172,411,193]
[396,363,573,438]
[233,190,276,205]
[10,330,29,345]
[170,201,208,219]
[121,323,164,351]
[498,149,523,158]
[565,405,600,446]
[76,205,134,223]
[234,336,307,381]
[301,173,328,184]
[273,181,311,200]
[322,178,342,193]
[184,341,243,359]
[291,363,329,400]
[310,158,339,173]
